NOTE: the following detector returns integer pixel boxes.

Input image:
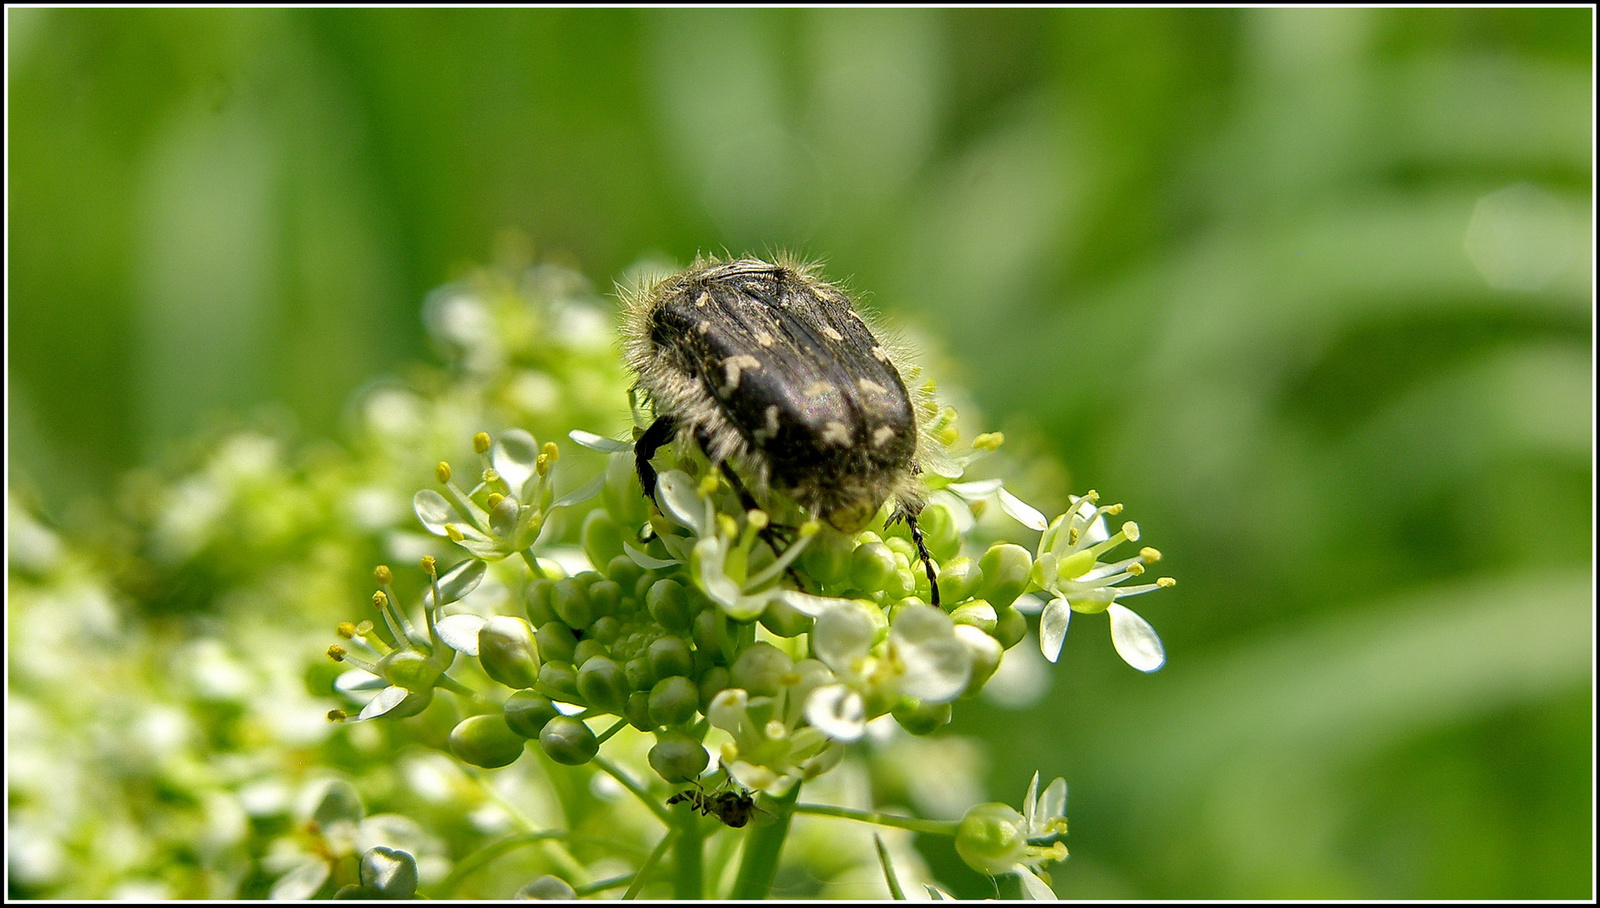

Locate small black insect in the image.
[666,782,764,828]
[622,256,940,604]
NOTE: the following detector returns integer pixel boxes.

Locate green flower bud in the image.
[374,687,433,720]
[698,666,730,712]
[583,504,628,571]
[759,594,813,638]
[573,638,609,668]
[850,541,899,593]
[979,544,1033,609]
[647,579,692,634]
[380,650,444,693]
[504,690,561,738]
[624,656,654,692]
[936,557,983,604]
[525,578,558,626]
[993,603,1028,650]
[729,642,793,697]
[955,625,1004,697]
[918,500,962,561]
[550,578,594,629]
[621,690,651,730]
[648,729,710,783]
[884,536,917,562]
[539,715,599,765]
[601,448,648,525]
[691,608,721,657]
[588,579,622,619]
[604,554,644,595]
[312,780,364,829]
[588,615,621,645]
[950,599,997,635]
[891,697,953,736]
[538,661,580,701]
[358,846,418,900]
[799,529,853,587]
[648,675,701,727]
[478,616,541,689]
[647,636,694,681]
[449,714,526,769]
[517,875,577,900]
[955,803,1027,875]
[576,656,628,713]
[533,622,576,666]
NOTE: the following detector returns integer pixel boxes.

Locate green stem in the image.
[574,872,636,897]
[793,803,961,835]
[623,830,677,900]
[671,797,705,899]
[430,830,568,895]
[730,780,801,899]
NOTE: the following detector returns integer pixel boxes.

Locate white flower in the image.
[1032,492,1174,672]
[799,601,972,743]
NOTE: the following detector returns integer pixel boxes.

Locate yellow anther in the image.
[798,519,821,537]
[446,524,465,542]
[1121,521,1140,542]
[542,441,560,463]
[372,591,388,608]
[1103,502,1123,516]
[327,645,347,662]
[1140,547,1161,563]
[473,432,491,454]
[535,453,550,476]
[747,509,769,531]
[374,565,393,585]
[327,709,348,722]
[486,492,505,510]
[436,462,452,484]
[1157,577,1176,588]
[1128,563,1145,576]
[336,622,357,639]
[698,474,720,497]
[483,468,501,484]
[420,555,437,575]
[972,431,1005,451]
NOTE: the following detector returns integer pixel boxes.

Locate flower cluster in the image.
[328,416,1174,824]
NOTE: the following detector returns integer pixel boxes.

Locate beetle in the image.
[621,256,940,605]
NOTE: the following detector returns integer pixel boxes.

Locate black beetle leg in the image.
[904,507,940,608]
[635,414,678,501]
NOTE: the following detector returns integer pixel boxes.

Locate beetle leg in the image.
[904,507,940,607]
[635,414,678,501]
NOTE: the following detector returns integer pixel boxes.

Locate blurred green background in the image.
[8,7,1592,899]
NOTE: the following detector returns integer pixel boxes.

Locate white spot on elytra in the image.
[822,421,852,446]
[871,346,890,363]
[803,381,837,398]
[697,321,712,334]
[756,331,775,347]
[872,425,897,447]
[822,326,844,342]
[695,293,711,308]
[721,355,762,395]
[753,405,781,443]
[857,378,887,395]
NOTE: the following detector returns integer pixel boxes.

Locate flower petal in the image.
[999,487,1048,532]
[424,559,487,608]
[654,470,708,535]
[357,685,412,721]
[412,490,455,536]
[623,542,678,570]
[947,478,1004,498]
[1016,866,1056,900]
[549,471,606,510]
[492,429,541,498]
[1022,770,1040,832]
[813,605,876,675]
[1038,777,1067,829]
[1108,603,1165,672]
[567,429,632,453]
[434,613,487,655]
[805,683,866,742]
[1039,598,1071,663]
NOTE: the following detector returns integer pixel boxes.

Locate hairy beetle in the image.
[622,256,940,605]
